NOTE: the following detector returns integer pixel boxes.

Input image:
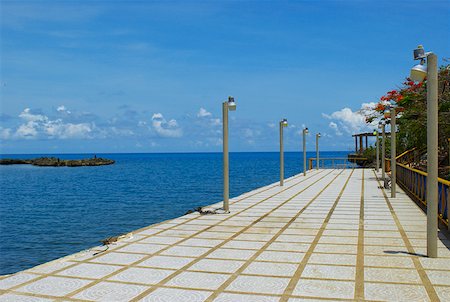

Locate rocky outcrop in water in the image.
[0,157,115,167]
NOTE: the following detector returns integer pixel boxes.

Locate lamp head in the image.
[281,118,288,127]
[304,127,309,134]
[410,63,427,82]
[317,133,321,138]
[227,96,236,111]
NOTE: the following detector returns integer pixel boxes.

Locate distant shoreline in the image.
[0,157,115,167]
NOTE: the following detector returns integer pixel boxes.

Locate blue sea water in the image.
[0,151,348,275]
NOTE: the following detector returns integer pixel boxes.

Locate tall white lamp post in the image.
[303,127,309,176]
[316,133,321,169]
[279,118,288,186]
[410,45,439,257]
[222,96,236,213]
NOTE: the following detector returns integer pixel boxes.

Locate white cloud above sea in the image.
[322,102,377,135]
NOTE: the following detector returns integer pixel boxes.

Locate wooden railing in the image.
[394,162,449,228]
[308,157,367,170]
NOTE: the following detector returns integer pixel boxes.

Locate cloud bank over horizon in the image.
[0,101,377,154]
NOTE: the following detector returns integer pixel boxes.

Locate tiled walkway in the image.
[1,169,449,301]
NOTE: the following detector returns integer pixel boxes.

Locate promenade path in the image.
[1,169,449,301]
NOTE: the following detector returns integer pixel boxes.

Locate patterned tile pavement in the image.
[0,169,449,301]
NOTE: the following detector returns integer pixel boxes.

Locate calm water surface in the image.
[0,151,349,274]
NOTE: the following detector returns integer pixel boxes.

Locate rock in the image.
[0,157,115,167]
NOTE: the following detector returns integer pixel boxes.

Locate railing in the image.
[395,162,449,228]
[308,157,367,170]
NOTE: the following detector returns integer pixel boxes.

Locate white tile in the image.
[15,276,92,297]
[140,287,212,302]
[73,281,148,301]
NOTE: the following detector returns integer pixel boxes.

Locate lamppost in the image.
[385,106,396,198]
[316,133,321,170]
[303,127,309,176]
[222,96,236,213]
[374,129,379,172]
[410,45,439,257]
[380,121,386,187]
[279,118,288,186]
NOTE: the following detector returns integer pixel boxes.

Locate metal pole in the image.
[222,102,229,212]
[427,53,438,257]
[280,121,284,186]
[316,134,319,170]
[303,130,306,176]
[391,108,396,198]
[382,124,386,186]
[376,131,379,172]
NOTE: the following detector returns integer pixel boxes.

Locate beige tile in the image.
[364,255,415,268]
[166,271,229,290]
[309,253,356,266]
[189,259,245,273]
[243,261,297,277]
[72,281,149,301]
[213,292,279,302]
[257,251,305,263]
[139,255,195,269]
[426,270,450,286]
[226,275,289,295]
[435,286,450,301]
[15,276,92,297]
[364,267,421,284]
[364,282,429,302]
[302,264,355,280]
[140,287,212,302]
[314,244,357,254]
[0,293,53,301]
[161,246,211,257]
[207,248,257,261]
[91,252,145,265]
[57,263,122,279]
[267,242,310,252]
[222,240,266,250]
[0,273,41,290]
[292,279,355,299]
[108,267,174,285]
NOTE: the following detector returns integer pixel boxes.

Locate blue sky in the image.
[1,0,449,154]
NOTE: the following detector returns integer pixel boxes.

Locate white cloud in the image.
[19,108,47,122]
[151,113,182,138]
[57,105,71,114]
[0,127,11,139]
[323,104,371,135]
[197,107,212,118]
[329,121,343,136]
[13,108,93,139]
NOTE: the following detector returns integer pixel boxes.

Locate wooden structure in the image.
[352,131,390,154]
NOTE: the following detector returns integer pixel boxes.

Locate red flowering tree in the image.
[365,64,450,177]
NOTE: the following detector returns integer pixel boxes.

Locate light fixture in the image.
[317,133,321,138]
[281,118,288,127]
[410,63,427,82]
[227,96,236,111]
[410,45,430,82]
[304,127,309,134]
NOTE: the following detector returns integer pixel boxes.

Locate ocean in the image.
[0,151,349,275]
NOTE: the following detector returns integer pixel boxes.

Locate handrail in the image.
[308,157,367,170]
[395,162,448,228]
[396,147,417,160]
[397,162,450,186]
